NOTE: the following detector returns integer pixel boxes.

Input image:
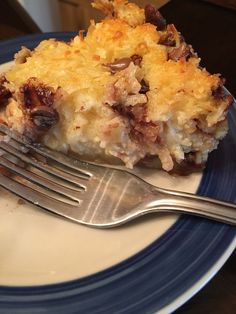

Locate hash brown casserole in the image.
[0,0,233,171]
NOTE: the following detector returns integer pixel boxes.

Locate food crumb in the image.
[17,198,26,205]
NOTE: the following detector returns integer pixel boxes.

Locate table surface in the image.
[176,252,236,313]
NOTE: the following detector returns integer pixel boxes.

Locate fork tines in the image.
[0,123,93,206]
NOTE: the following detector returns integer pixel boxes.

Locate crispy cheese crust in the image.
[0,0,233,171]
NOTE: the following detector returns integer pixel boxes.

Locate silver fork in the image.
[0,123,235,227]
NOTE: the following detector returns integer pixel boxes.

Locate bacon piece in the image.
[212,77,227,100]
[0,76,11,106]
[131,121,160,143]
[212,85,227,100]
[159,32,176,47]
[131,54,142,66]
[168,42,196,61]
[169,156,204,176]
[113,103,160,143]
[145,4,166,30]
[130,103,147,122]
[212,79,234,107]
[113,103,147,123]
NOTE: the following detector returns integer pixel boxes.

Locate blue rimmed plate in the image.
[0,33,235,314]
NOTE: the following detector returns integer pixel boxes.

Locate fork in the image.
[0,123,235,227]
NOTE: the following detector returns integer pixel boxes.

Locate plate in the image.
[0,33,235,313]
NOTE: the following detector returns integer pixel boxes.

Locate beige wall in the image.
[19,0,62,32]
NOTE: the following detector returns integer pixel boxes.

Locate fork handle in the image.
[148,188,236,225]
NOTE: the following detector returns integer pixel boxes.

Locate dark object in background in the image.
[204,0,236,11]
[160,0,236,96]
[0,0,40,40]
